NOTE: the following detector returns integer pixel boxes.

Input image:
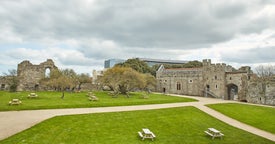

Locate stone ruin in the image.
[17,59,58,91]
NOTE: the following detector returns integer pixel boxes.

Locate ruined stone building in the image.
[156,59,253,101]
[246,76,275,105]
[0,76,11,90]
[17,59,58,91]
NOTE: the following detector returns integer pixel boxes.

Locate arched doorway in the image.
[227,84,238,100]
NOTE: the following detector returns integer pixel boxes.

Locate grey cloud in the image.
[221,46,275,63]
[0,0,274,63]
[1,0,271,47]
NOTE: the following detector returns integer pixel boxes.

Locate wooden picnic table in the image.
[138,128,156,141]
[27,93,38,98]
[205,128,224,139]
[9,99,22,105]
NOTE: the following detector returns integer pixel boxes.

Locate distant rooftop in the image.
[139,58,188,66]
[104,58,188,68]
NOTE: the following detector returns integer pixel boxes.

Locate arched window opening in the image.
[45,68,51,78]
[176,82,181,90]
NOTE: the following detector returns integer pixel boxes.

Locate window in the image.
[189,79,193,83]
[215,76,217,80]
[176,82,181,90]
[45,68,51,78]
[215,85,218,89]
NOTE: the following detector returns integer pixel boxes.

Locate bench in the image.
[151,132,156,138]
[138,131,143,138]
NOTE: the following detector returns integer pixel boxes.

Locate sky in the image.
[1,0,275,75]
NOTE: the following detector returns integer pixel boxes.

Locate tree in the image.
[99,67,155,97]
[3,69,19,92]
[76,73,92,90]
[142,73,156,92]
[40,69,77,99]
[115,58,152,74]
[254,65,275,104]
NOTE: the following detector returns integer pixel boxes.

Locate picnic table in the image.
[204,128,224,139]
[138,128,156,141]
[27,93,38,98]
[9,99,22,105]
[88,96,99,101]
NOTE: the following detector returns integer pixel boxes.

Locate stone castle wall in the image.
[0,76,10,90]
[247,78,275,105]
[156,67,203,96]
[157,59,252,101]
[17,59,58,91]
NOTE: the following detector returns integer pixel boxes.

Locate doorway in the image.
[227,84,238,100]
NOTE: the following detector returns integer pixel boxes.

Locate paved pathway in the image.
[0,95,274,142]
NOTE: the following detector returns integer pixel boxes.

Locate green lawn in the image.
[207,103,275,134]
[0,91,196,111]
[0,107,273,144]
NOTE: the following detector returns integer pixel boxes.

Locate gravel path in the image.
[0,95,274,142]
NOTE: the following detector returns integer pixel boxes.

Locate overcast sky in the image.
[1,0,275,75]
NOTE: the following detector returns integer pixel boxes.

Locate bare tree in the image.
[254,65,275,104]
[3,69,18,92]
[255,65,275,78]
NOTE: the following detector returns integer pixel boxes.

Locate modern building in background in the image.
[104,58,188,68]
[104,59,125,68]
[139,58,188,67]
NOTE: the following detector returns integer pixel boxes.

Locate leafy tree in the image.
[3,69,19,92]
[115,58,152,74]
[40,69,77,99]
[76,73,92,90]
[142,73,156,92]
[99,67,155,97]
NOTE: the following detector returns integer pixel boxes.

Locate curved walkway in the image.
[0,95,274,142]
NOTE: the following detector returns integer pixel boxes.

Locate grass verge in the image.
[0,91,196,111]
[0,107,273,144]
[207,103,275,134]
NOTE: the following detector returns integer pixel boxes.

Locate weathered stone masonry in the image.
[17,59,58,91]
[157,59,254,102]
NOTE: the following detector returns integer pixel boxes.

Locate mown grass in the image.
[0,106,273,144]
[0,91,196,111]
[207,103,275,134]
